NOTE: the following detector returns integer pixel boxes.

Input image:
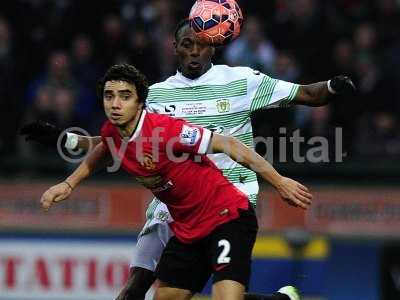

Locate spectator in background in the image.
[354,22,378,58]
[19,86,81,166]
[272,0,325,78]
[139,0,177,79]
[70,34,102,123]
[24,86,80,129]
[272,51,300,83]
[24,50,91,130]
[352,23,389,112]
[121,28,161,83]
[142,0,176,40]
[331,39,355,76]
[355,112,400,157]
[386,39,400,114]
[26,50,78,104]
[328,39,357,153]
[71,34,101,88]
[0,16,19,155]
[225,16,276,74]
[158,32,177,80]
[99,14,126,67]
[373,0,400,45]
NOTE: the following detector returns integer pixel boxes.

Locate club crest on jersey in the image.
[216,99,231,113]
[180,125,200,146]
[139,153,156,171]
[135,175,174,192]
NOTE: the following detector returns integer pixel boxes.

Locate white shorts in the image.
[139,199,173,236]
[131,200,174,271]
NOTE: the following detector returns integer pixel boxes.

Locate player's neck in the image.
[180,62,212,80]
[117,108,144,138]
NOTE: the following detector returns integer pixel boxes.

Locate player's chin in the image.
[186,67,203,78]
[108,117,125,126]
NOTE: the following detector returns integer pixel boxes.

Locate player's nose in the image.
[111,98,122,109]
[190,44,200,56]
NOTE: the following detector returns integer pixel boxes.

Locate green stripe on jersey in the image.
[184,110,250,128]
[145,199,160,220]
[250,76,278,112]
[222,167,257,184]
[248,194,258,207]
[279,84,299,107]
[233,132,254,147]
[148,79,247,103]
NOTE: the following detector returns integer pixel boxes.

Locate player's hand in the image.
[40,182,73,211]
[20,120,64,147]
[275,177,312,209]
[329,75,356,95]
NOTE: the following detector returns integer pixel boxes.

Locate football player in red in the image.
[40,64,312,300]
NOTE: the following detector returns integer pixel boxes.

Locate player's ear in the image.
[173,41,178,55]
[211,46,215,57]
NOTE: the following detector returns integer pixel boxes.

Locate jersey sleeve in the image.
[248,69,299,112]
[166,118,212,155]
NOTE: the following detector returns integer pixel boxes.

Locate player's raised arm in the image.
[40,142,108,210]
[208,133,312,209]
[292,75,356,107]
[20,120,102,152]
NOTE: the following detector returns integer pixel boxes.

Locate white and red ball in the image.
[189,0,243,46]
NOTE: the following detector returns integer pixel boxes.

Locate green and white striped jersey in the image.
[141,64,299,230]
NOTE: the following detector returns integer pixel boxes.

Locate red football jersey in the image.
[101,111,249,243]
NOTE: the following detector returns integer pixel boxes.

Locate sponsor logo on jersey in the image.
[181,103,207,115]
[180,125,200,145]
[216,99,231,113]
[164,104,176,115]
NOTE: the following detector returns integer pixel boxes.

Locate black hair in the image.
[97,64,148,107]
[174,18,190,42]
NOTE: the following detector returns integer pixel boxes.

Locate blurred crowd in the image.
[1,0,400,174]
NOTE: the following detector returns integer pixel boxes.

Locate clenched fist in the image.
[40,182,73,211]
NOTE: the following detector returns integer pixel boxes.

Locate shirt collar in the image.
[175,64,215,85]
[129,110,147,142]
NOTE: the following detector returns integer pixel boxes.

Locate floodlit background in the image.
[0,1,400,300]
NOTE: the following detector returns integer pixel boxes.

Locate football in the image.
[189,0,243,46]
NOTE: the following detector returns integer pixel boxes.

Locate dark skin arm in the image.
[291,75,356,107]
[292,82,331,107]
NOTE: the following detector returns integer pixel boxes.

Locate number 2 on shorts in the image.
[217,239,231,264]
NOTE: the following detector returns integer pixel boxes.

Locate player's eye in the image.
[104,94,113,101]
[121,94,131,100]
[182,41,192,48]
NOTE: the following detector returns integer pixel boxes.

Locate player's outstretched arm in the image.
[292,75,356,107]
[209,134,312,209]
[20,120,102,152]
[40,143,108,210]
